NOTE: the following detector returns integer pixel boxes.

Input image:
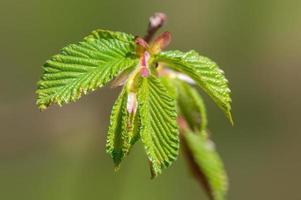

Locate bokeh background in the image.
[1,0,301,199]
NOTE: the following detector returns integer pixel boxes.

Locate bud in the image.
[149,12,167,29]
[150,31,172,54]
[135,37,149,56]
[127,92,138,114]
[140,51,150,77]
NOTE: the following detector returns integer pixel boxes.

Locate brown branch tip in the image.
[144,12,167,43]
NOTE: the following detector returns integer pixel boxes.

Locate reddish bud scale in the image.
[139,51,150,77]
[135,37,149,56]
[150,31,172,54]
[135,32,172,78]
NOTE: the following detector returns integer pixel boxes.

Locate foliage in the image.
[36,15,232,200]
[36,30,138,110]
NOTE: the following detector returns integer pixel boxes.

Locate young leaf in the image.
[106,89,140,168]
[175,80,207,132]
[137,75,179,177]
[182,131,228,200]
[158,76,177,99]
[36,30,138,110]
[155,50,232,124]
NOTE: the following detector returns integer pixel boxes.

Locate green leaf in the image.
[156,50,233,124]
[158,76,177,99]
[175,80,207,132]
[106,88,140,168]
[183,131,228,200]
[36,29,138,110]
[137,75,179,177]
[129,111,141,146]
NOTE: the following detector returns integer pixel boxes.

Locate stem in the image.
[144,12,167,43]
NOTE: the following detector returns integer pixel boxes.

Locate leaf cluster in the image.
[36,29,232,200]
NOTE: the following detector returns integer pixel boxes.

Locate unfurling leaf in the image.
[156,50,233,124]
[106,88,140,168]
[36,30,138,110]
[175,80,207,132]
[182,131,228,200]
[138,75,179,177]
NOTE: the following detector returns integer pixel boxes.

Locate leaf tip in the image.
[148,160,161,179]
[227,111,234,126]
[37,101,48,111]
[114,165,121,172]
[150,167,158,180]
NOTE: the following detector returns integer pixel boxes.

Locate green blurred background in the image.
[1,0,301,199]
